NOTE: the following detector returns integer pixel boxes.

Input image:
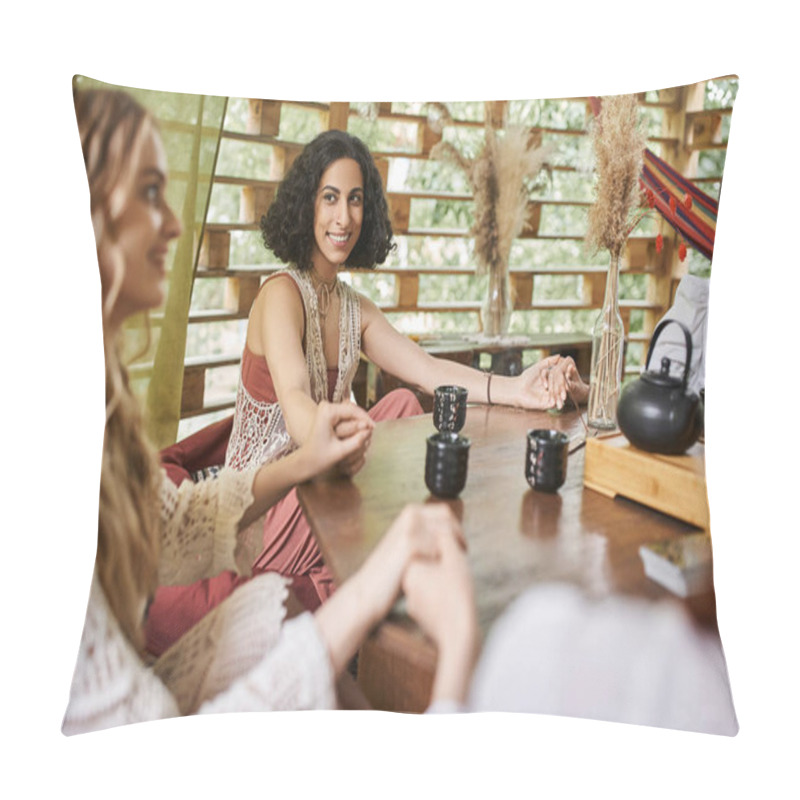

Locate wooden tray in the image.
[583,434,709,529]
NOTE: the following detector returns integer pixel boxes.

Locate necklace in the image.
[310,267,338,320]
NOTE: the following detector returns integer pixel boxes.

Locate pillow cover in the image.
[65,74,738,741]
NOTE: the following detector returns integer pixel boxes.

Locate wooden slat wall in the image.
[177,83,733,434]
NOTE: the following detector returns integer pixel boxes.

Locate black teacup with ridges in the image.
[425,432,470,498]
[525,429,569,493]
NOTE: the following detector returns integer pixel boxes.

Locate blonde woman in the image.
[63,88,468,734]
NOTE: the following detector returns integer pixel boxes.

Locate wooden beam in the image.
[373,156,389,189]
[396,272,419,309]
[521,201,542,237]
[510,272,533,309]
[239,185,275,224]
[180,367,205,414]
[247,100,281,137]
[485,101,508,129]
[327,102,350,132]
[224,275,261,316]
[199,230,230,269]
[388,194,411,234]
[417,120,442,156]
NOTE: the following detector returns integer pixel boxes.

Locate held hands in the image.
[401,516,477,653]
[359,503,468,621]
[543,356,589,409]
[401,512,479,704]
[517,355,589,410]
[301,400,374,478]
[333,414,374,477]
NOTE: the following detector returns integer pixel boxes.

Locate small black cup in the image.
[525,429,569,493]
[425,432,470,498]
[433,385,468,433]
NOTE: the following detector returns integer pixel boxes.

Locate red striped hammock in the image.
[640,148,717,261]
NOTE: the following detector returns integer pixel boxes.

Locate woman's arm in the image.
[250,275,324,445]
[158,402,372,585]
[237,400,371,531]
[360,295,584,410]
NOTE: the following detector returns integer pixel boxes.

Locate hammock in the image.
[588,96,718,261]
[640,148,717,261]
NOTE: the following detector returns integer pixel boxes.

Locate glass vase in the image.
[587,249,625,430]
[482,267,512,337]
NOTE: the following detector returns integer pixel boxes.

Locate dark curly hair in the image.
[261,129,395,270]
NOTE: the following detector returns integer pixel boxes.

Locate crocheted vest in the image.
[225,267,362,471]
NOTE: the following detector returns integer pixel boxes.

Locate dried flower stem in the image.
[431,109,552,280]
[585,94,646,257]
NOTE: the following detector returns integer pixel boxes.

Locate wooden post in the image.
[644,238,675,335]
[373,157,389,189]
[239,185,275,224]
[485,101,508,129]
[388,194,411,234]
[417,120,442,156]
[625,237,653,269]
[396,272,419,309]
[270,144,302,180]
[510,272,533,310]
[327,102,350,131]
[199,230,230,269]
[247,100,281,137]
[224,275,261,316]
[521,202,542,238]
[685,110,722,149]
[180,367,205,414]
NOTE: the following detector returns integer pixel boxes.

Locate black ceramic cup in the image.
[433,385,468,433]
[425,432,471,498]
[525,429,569,493]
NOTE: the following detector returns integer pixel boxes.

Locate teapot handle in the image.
[644,318,693,388]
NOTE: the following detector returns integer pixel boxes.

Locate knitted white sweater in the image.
[62,469,336,735]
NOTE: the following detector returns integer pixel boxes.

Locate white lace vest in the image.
[225,268,362,471]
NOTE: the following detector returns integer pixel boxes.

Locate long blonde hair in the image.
[75,86,163,652]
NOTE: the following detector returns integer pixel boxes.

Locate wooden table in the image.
[297,405,717,712]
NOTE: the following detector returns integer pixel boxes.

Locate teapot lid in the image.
[641,357,682,389]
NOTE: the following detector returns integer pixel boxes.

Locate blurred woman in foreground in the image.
[63,88,469,734]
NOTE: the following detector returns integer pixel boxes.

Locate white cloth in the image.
[647,274,709,395]
[466,583,738,736]
[62,469,336,735]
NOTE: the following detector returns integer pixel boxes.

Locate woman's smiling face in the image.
[107,127,182,323]
[310,157,364,274]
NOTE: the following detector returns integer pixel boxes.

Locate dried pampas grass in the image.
[430,112,551,278]
[585,94,646,258]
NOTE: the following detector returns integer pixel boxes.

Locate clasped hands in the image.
[300,399,374,479]
[518,354,589,410]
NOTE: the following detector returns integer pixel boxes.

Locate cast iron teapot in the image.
[616,318,704,455]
